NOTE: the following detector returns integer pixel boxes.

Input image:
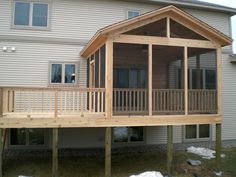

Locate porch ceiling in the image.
[80,5,232,58]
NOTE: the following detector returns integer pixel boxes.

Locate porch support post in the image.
[52,128,58,177]
[105,38,113,177]
[167,125,173,176]
[105,127,112,177]
[105,38,113,118]
[148,44,153,116]
[216,123,222,170]
[216,47,222,115]
[196,54,201,89]
[0,89,3,177]
[184,46,188,115]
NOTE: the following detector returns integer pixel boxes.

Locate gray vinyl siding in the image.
[0,0,231,41]
[222,54,236,140]
[0,41,87,87]
[0,0,235,147]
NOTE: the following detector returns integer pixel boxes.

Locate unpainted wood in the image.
[184,47,188,115]
[105,127,112,177]
[52,128,58,177]
[113,34,217,49]
[0,114,221,128]
[148,44,153,116]
[105,39,113,118]
[216,123,222,170]
[167,125,173,176]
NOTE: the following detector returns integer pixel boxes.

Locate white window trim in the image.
[126,9,141,19]
[183,124,212,142]
[49,62,78,86]
[11,0,51,30]
[8,128,48,149]
[112,127,146,146]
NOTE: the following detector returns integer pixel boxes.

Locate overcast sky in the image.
[199,0,236,53]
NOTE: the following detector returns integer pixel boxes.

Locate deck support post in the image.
[216,123,222,170]
[148,44,153,116]
[167,125,173,176]
[0,129,3,177]
[52,128,58,177]
[184,46,188,115]
[105,127,112,177]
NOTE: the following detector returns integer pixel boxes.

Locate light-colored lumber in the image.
[184,47,188,115]
[148,44,153,116]
[105,39,113,118]
[0,114,221,128]
[216,48,222,115]
[113,34,217,49]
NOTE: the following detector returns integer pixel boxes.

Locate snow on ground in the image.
[130,171,164,177]
[187,146,215,159]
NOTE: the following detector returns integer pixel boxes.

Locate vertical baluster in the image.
[97,91,100,113]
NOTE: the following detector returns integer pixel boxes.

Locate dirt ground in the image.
[3,147,236,177]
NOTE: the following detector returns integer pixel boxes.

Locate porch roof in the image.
[80,5,232,58]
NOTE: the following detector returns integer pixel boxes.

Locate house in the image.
[0,0,236,176]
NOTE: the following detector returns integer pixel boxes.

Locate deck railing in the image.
[152,89,184,114]
[113,88,217,115]
[188,89,217,114]
[0,87,217,117]
[1,87,106,116]
[113,88,148,114]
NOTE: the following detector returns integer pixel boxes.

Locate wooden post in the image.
[0,88,3,117]
[184,47,188,115]
[52,128,58,177]
[105,39,113,118]
[105,127,111,177]
[148,44,153,116]
[166,17,170,38]
[216,123,222,171]
[54,91,58,118]
[216,48,222,115]
[196,54,201,89]
[0,129,2,177]
[167,125,173,176]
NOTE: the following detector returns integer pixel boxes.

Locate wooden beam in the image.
[105,39,113,119]
[148,44,153,116]
[52,128,58,177]
[216,48,222,115]
[113,34,218,49]
[196,54,201,89]
[0,114,221,128]
[184,47,188,115]
[105,127,112,177]
[215,123,222,170]
[167,125,173,176]
[0,129,2,177]
[166,17,170,38]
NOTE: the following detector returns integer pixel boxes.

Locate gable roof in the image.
[125,0,236,15]
[80,5,232,57]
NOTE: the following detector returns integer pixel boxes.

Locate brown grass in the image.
[3,147,236,177]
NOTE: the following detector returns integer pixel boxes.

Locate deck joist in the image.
[0,114,221,128]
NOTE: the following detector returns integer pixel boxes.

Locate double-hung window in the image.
[13,1,49,29]
[50,63,77,85]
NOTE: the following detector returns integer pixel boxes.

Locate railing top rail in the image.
[113,88,147,91]
[1,87,106,92]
